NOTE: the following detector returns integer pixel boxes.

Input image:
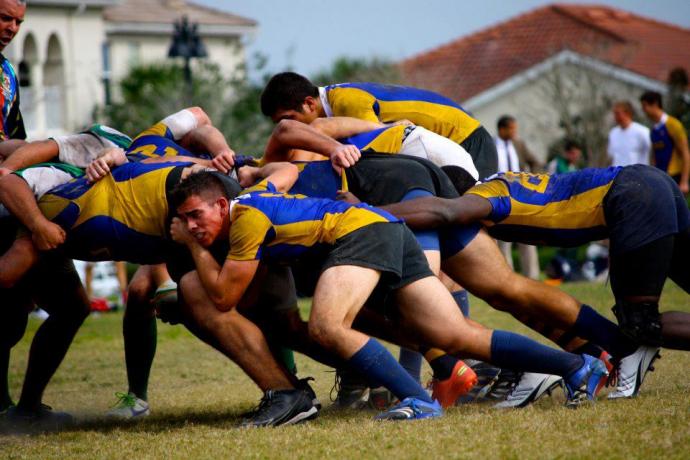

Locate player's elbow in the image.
[272,119,299,141]
[186,106,211,126]
[210,291,238,312]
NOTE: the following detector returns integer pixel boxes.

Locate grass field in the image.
[2,281,689,459]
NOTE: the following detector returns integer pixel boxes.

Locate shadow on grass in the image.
[0,403,369,437]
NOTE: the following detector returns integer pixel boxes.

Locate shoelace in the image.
[329,371,341,403]
[111,392,136,409]
[243,391,274,419]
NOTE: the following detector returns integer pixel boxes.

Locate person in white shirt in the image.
[607,101,651,167]
[494,115,540,279]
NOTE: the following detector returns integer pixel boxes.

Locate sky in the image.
[197,0,690,78]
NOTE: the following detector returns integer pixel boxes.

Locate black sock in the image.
[0,305,29,409]
[124,314,157,401]
[428,354,460,381]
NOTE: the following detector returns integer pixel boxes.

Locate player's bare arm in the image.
[309,116,384,139]
[381,195,492,229]
[0,173,66,250]
[0,139,59,175]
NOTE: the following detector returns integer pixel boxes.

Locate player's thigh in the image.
[310,265,381,330]
[441,230,519,301]
[395,275,489,354]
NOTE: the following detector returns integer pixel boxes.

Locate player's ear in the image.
[217,196,230,216]
[303,96,318,114]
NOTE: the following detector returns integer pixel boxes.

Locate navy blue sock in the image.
[398,348,423,383]
[490,330,584,379]
[349,339,432,403]
[452,290,470,317]
[572,305,637,359]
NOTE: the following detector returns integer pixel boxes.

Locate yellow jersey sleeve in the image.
[666,116,688,176]
[327,87,380,123]
[132,122,172,143]
[227,204,273,261]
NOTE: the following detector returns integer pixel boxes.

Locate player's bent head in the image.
[261,72,319,122]
[171,172,242,245]
[441,166,478,196]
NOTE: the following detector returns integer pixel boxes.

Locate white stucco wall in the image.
[107,33,245,85]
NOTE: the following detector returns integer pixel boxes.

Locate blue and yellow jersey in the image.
[340,125,406,153]
[288,161,343,199]
[126,121,205,162]
[226,185,400,261]
[651,114,688,176]
[324,83,480,143]
[466,167,623,246]
[38,161,191,263]
[0,55,25,140]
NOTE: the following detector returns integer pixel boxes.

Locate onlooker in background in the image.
[640,91,690,194]
[607,101,651,167]
[0,0,26,160]
[547,140,582,174]
[494,115,540,279]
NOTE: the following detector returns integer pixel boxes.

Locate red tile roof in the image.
[401,4,690,102]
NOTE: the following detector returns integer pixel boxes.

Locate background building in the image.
[402,4,690,162]
[3,0,256,139]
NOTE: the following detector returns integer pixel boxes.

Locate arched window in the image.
[44,33,65,130]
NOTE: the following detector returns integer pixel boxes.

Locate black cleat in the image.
[296,377,321,410]
[240,389,318,428]
[5,404,74,431]
[331,368,371,409]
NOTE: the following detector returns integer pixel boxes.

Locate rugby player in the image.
[379,165,690,398]
[260,72,498,178]
[169,170,609,421]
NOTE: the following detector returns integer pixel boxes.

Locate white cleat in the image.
[608,345,660,399]
[494,373,563,408]
[106,392,151,419]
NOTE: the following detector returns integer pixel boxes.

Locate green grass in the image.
[2,282,690,459]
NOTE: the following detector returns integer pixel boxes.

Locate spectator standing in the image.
[547,140,582,174]
[607,101,651,166]
[640,90,690,194]
[494,115,540,279]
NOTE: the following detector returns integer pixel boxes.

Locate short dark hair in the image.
[497,115,515,131]
[170,171,241,210]
[441,166,477,196]
[613,100,634,116]
[260,72,319,117]
[564,140,581,152]
[640,91,663,109]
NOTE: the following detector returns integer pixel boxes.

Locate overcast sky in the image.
[197,0,690,78]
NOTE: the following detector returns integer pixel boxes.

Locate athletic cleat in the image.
[374,397,443,421]
[608,345,660,399]
[494,373,563,409]
[5,404,74,430]
[456,361,503,403]
[331,368,370,410]
[296,377,321,410]
[564,354,609,407]
[240,389,318,428]
[106,392,151,419]
[429,360,478,408]
[595,351,614,395]
[368,387,396,410]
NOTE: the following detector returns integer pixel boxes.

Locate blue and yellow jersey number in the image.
[126,122,202,162]
[325,83,480,144]
[466,167,623,246]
